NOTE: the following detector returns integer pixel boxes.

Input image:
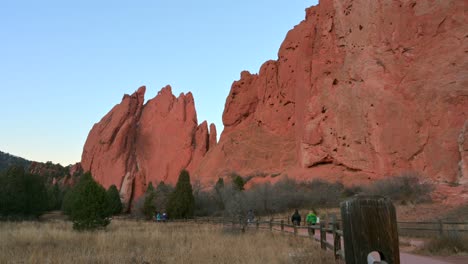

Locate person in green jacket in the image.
[306,210,317,235]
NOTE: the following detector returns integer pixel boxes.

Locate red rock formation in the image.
[195,0,467,186]
[82,0,467,209]
[69,163,83,177]
[81,85,214,210]
[209,123,217,149]
[28,161,83,187]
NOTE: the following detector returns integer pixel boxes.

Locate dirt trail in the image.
[278,226,468,264]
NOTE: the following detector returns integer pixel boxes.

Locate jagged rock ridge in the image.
[81,86,217,210]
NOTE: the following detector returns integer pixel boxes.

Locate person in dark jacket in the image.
[291,209,301,226]
[246,209,255,224]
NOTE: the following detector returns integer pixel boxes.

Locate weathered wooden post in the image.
[320,221,326,250]
[438,220,444,236]
[341,195,400,264]
[334,221,342,260]
[256,219,259,229]
[281,220,284,232]
[269,218,273,231]
[330,214,342,260]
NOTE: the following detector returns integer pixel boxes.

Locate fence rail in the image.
[258,216,468,237]
[167,216,345,261]
[161,215,468,263]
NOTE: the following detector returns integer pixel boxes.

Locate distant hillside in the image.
[0,151,32,172]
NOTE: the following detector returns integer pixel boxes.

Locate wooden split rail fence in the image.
[163,196,468,264]
[170,216,345,260]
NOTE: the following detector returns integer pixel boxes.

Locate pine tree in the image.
[106,185,122,215]
[214,177,225,210]
[215,177,224,190]
[147,182,155,193]
[233,175,245,191]
[0,165,48,219]
[142,187,156,220]
[167,170,195,219]
[154,181,173,213]
[68,173,111,230]
[47,183,61,210]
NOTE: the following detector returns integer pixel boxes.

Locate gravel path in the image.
[277,225,467,264]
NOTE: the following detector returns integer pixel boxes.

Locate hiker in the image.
[291,209,301,226]
[156,212,162,222]
[162,212,167,222]
[246,209,255,224]
[306,210,317,235]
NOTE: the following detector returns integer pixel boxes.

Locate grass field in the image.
[0,220,334,264]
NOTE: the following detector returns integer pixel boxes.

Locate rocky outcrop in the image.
[82,0,467,209]
[81,86,215,210]
[28,161,82,187]
[194,0,467,186]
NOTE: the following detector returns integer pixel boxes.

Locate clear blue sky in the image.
[0,0,318,166]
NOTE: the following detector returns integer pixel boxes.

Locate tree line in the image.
[1,164,432,231]
[0,166,60,219]
[0,165,197,231]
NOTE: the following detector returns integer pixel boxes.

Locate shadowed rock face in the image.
[194,0,467,186]
[82,0,467,209]
[81,86,216,210]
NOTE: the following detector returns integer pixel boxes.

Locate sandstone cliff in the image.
[81,86,216,209]
[82,0,467,208]
[194,0,467,186]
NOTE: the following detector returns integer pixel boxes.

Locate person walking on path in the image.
[306,210,317,235]
[246,209,255,224]
[156,212,161,222]
[291,209,301,226]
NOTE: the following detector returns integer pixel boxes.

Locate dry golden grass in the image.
[0,220,334,264]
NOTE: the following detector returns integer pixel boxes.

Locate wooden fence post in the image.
[281,220,284,232]
[269,219,273,231]
[341,195,400,264]
[320,221,326,250]
[331,215,342,260]
[256,219,259,229]
[438,220,444,236]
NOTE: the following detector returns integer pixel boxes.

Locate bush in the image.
[191,176,347,218]
[365,172,433,204]
[65,173,111,230]
[143,190,156,220]
[61,187,75,216]
[424,232,468,255]
[0,166,48,219]
[167,170,195,219]
[232,175,245,191]
[132,183,162,219]
[343,185,363,197]
[154,181,173,213]
[106,185,122,215]
[301,180,344,208]
[187,173,434,219]
[194,190,221,217]
[47,183,62,210]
